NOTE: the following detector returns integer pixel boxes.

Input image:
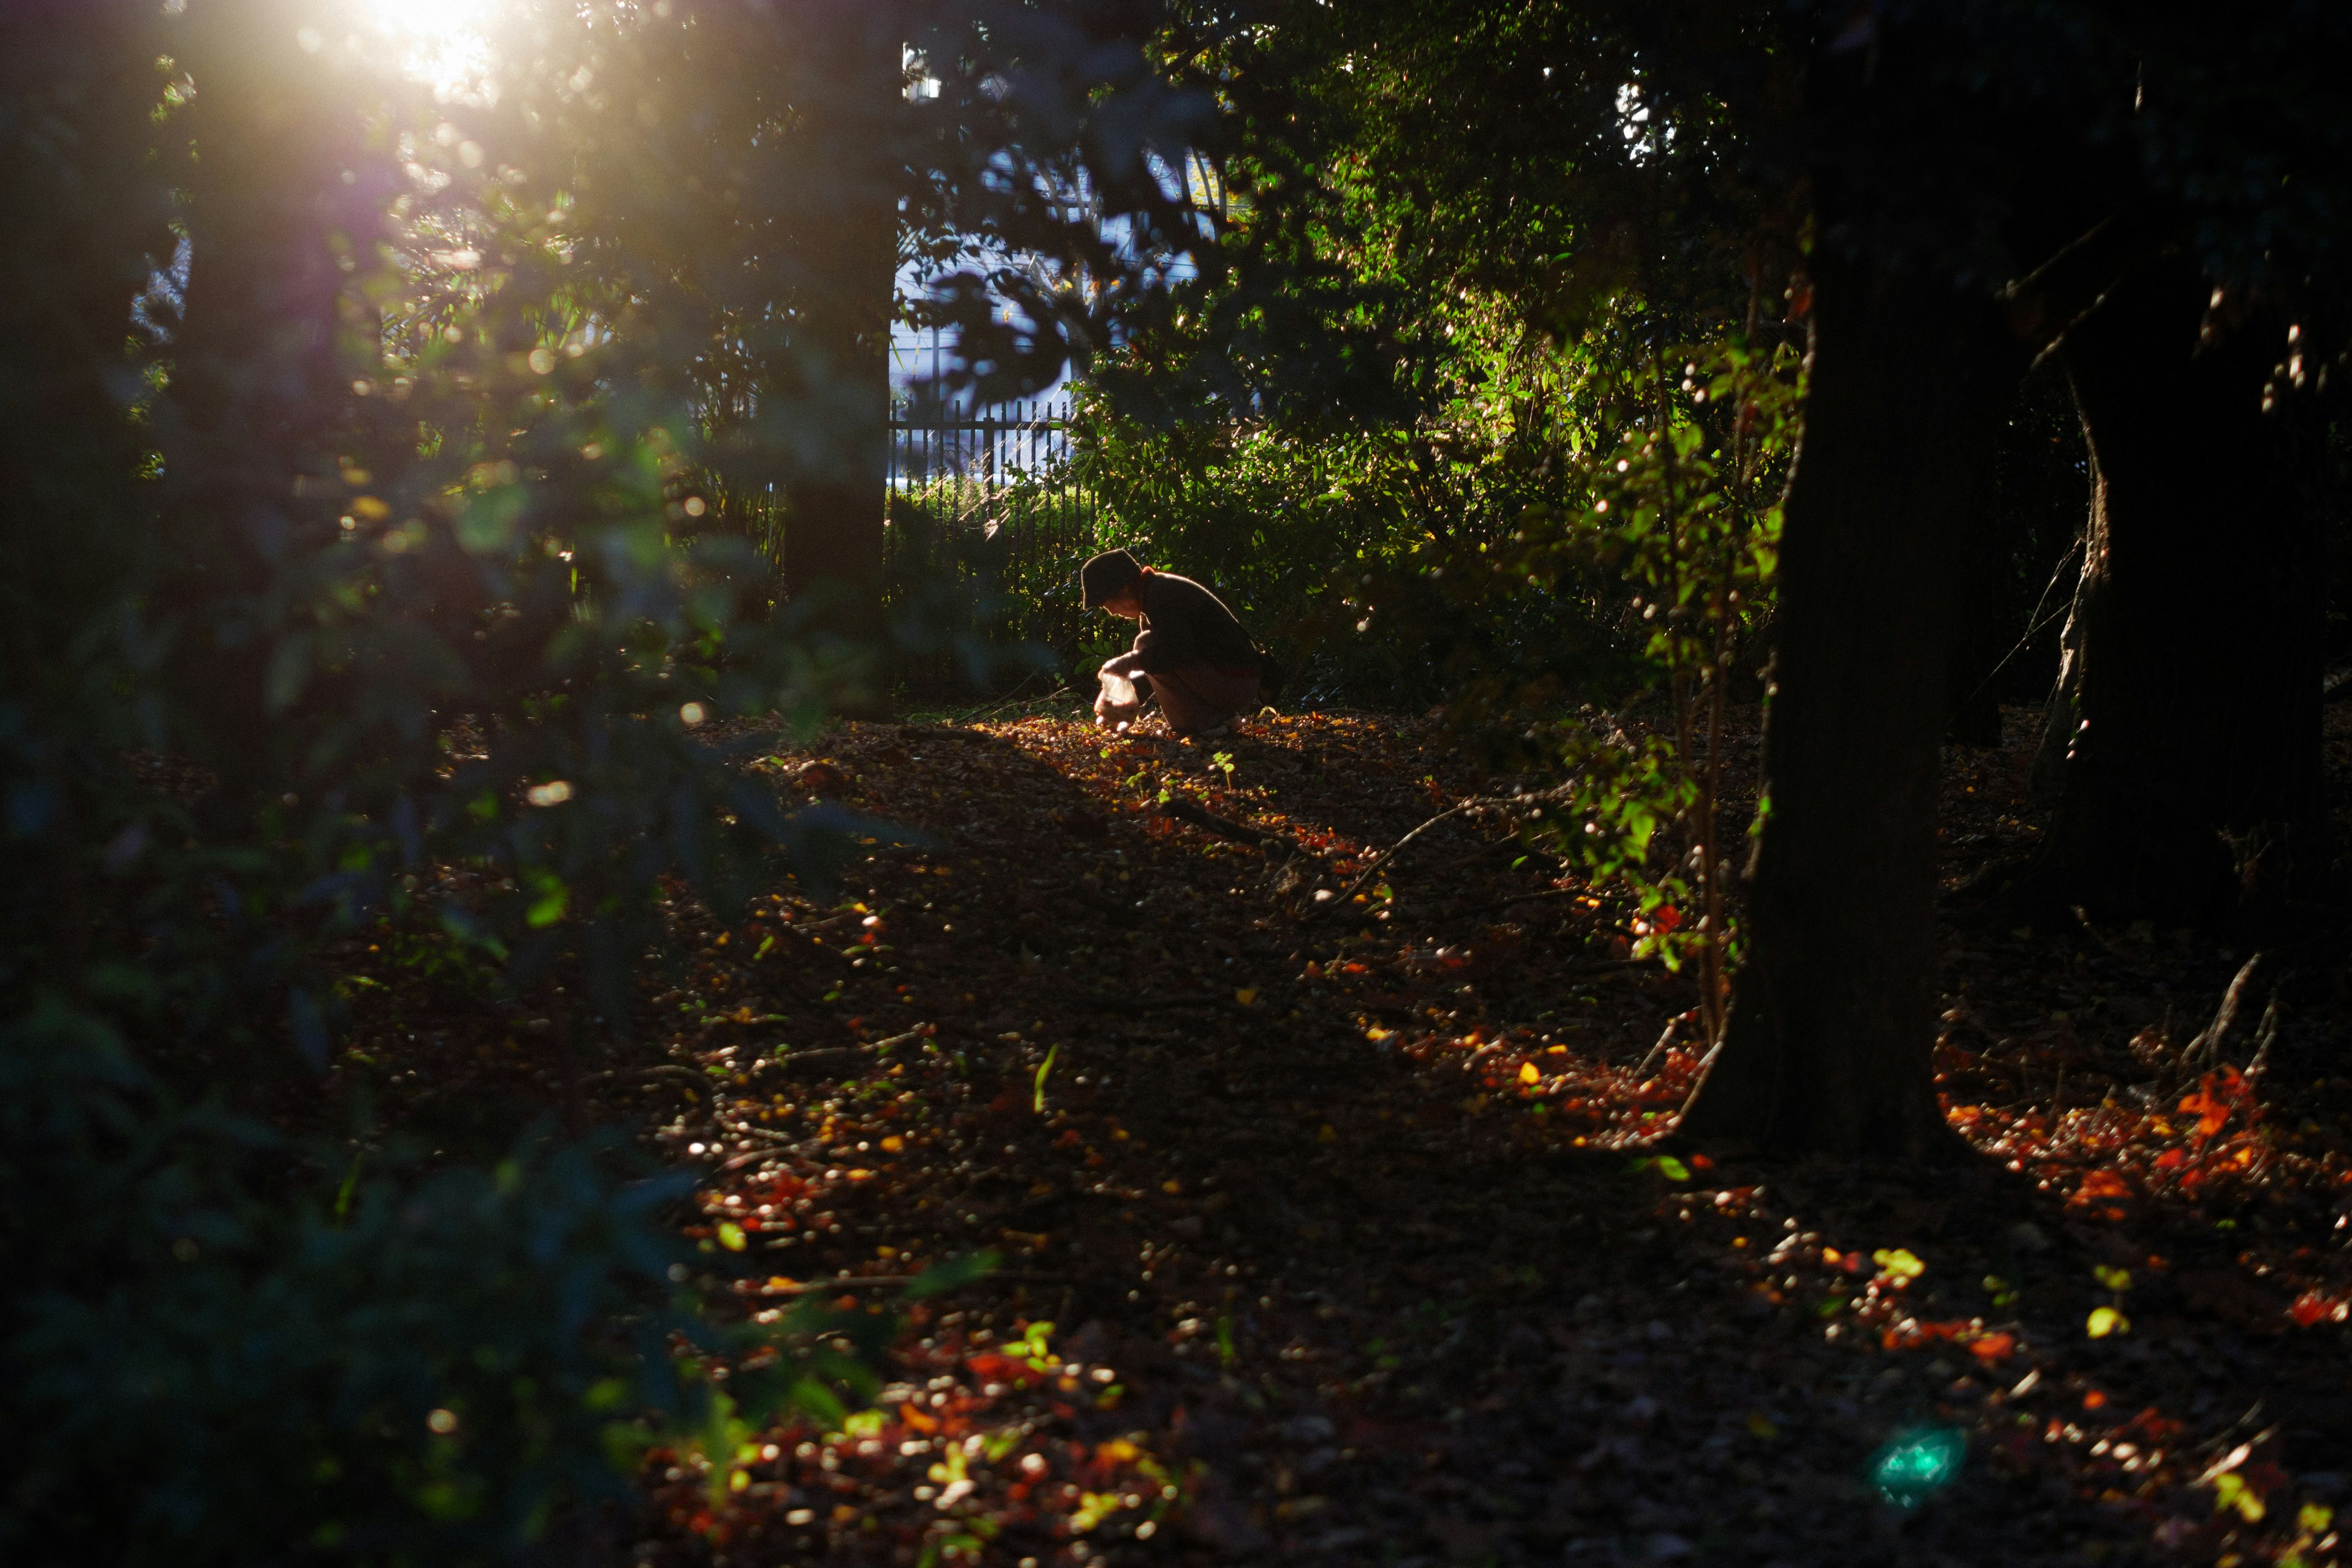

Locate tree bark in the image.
[153,0,377,821]
[780,4,899,657]
[1679,251,2000,1157]
[2027,262,2323,922]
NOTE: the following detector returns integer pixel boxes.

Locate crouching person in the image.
[1080,549,1275,738]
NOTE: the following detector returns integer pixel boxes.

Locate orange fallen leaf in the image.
[2074,1170,2132,1204]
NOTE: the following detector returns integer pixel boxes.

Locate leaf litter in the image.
[322,701,2352,1567]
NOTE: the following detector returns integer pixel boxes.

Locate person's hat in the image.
[1080,548,1145,609]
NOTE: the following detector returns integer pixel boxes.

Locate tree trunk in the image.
[2028,263,2323,922]
[1679,252,2000,1157]
[780,4,899,657]
[154,0,375,821]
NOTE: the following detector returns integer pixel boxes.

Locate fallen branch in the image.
[1634,1017,1679,1079]
[2184,952,2262,1069]
[1320,780,1581,917]
[772,1024,933,1071]
[1158,797,1299,853]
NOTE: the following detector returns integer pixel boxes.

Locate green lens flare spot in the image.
[1869,1427,1965,1507]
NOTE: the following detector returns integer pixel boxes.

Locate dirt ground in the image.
[338,700,2352,1567]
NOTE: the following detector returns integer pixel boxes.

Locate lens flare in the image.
[360,0,496,94]
[1869,1427,1965,1507]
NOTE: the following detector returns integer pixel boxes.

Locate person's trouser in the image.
[1103,655,1258,733]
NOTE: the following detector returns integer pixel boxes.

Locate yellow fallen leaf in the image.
[717,1221,747,1252]
[846,1168,874,1182]
[1519,1061,1541,1085]
[1234,987,1258,1006]
[1317,1123,1338,1144]
[879,1134,904,1153]
[1364,1027,1390,1042]
[1161,1179,1183,1195]
[2086,1305,2130,1338]
[765,1275,800,1292]
[1872,1248,1925,1280]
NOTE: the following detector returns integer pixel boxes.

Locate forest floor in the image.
[336,701,2352,1568]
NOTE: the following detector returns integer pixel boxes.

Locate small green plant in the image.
[1522,324,1801,1051]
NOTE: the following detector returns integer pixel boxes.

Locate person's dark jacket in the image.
[1131,570,1261,676]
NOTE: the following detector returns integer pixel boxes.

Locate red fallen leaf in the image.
[1969,1332,2016,1362]
[2289,1291,2337,1327]
[2153,1148,2187,1170]
[1651,905,1682,932]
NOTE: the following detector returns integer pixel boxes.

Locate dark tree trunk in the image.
[1679,252,2002,1157]
[154,0,377,821]
[2027,263,2323,922]
[780,5,899,655]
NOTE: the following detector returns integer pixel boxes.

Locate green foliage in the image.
[1,0,1204,1559]
[2,1008,650,1560]
[1,1003,967,1563]
[1519,333,1798,1009]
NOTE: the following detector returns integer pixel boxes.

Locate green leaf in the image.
[905,1251,998,1300]
[1033,1042,1058,1114]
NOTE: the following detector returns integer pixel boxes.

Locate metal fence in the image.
[884,395,1108,689]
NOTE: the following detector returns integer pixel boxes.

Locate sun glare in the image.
[361,0,497,96]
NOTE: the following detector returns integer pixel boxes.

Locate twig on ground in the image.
[956,682,1076,726]
[1634,1018,1679,1079]
[1158,797,1300,853]
[2185,952,2263,1070]
[1320,780,1583,916]
[2245,992,2282,1080]
[773,1024,934,1070]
